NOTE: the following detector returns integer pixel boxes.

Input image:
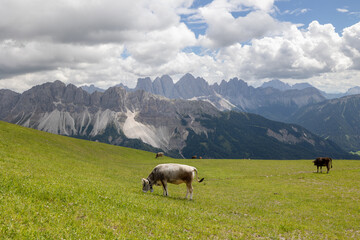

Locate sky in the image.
[1,0,360,93]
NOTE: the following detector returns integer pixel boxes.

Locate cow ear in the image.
[142,178,146,183]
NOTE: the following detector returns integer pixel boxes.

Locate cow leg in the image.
[161,180,168,196]
[326,164,330,173]
[185,184,189,199]
[320,166,323,173]
[317,165,319,173]
[186,182,193,200]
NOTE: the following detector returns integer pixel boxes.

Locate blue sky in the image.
[1,0,360,93]
[275,0,360,32]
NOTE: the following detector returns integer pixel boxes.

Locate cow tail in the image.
[330,158,333,168]
[194,168,204,183]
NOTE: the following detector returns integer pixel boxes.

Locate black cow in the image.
[313,157,333,173]
[155,152,164,158]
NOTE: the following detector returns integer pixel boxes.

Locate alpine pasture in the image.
[1,121,359,239]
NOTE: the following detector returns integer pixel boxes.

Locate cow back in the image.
[151,163,195,184]
[314,157,331,166]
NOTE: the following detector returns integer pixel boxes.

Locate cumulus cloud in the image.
[126,23,197,65]
[342,22,360,69]
[198,10,288,48]
[216,21,353,80]
[195,0,287,48]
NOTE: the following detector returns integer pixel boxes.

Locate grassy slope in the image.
[1,121,360,239]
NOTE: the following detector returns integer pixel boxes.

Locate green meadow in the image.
[1,121,360,239]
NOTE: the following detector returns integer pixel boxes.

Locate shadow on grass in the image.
[139,191,196,202]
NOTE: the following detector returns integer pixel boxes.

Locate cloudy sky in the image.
[1,0,360,93]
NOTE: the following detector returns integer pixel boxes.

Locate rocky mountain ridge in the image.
[103,74,326,122]
[0,80,355,159]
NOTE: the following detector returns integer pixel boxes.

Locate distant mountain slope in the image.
[0,89,20,119]
[260,79,314,91]
[0,81,355,159]
[290,94,360,152]
[183,111,354,159]
[345,86,360,96]
[213,77,326,121]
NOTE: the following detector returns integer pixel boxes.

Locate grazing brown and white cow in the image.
[142,163,204,200]
[155,152,164,158]
[313,157,333,173]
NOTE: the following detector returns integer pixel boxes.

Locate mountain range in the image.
[0,80,355,159]
[82,75,360,101]
[108,73,327,122]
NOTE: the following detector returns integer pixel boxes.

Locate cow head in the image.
[142,178,153,193]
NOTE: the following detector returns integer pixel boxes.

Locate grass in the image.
[1,120,360,239]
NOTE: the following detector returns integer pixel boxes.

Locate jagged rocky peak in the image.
[216,77,250,97]
[261,79,292,91]
[9,80,93,113]
[33,80,66,99]
[220,77,249,89]
[346,86,360,96]
[11,80,66,113]
[0,89,20,99]
[177,73,196,83]
[176,73,210,87]
[135,77,153,93]
[155,74,173,84]
[175,73,213,99]
[63,83,91,105]
[99,86,127,111]
[227,77,248,87]
[153,75,175,98]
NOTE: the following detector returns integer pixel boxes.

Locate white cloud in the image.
[342,22,360,70]
[198,10,288,48]
[337,8,349,13]
[0,40,108,78]
[283,8,310,16]
[215,21,353,80]
[196,0,289,48]
[126,23,197,65]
